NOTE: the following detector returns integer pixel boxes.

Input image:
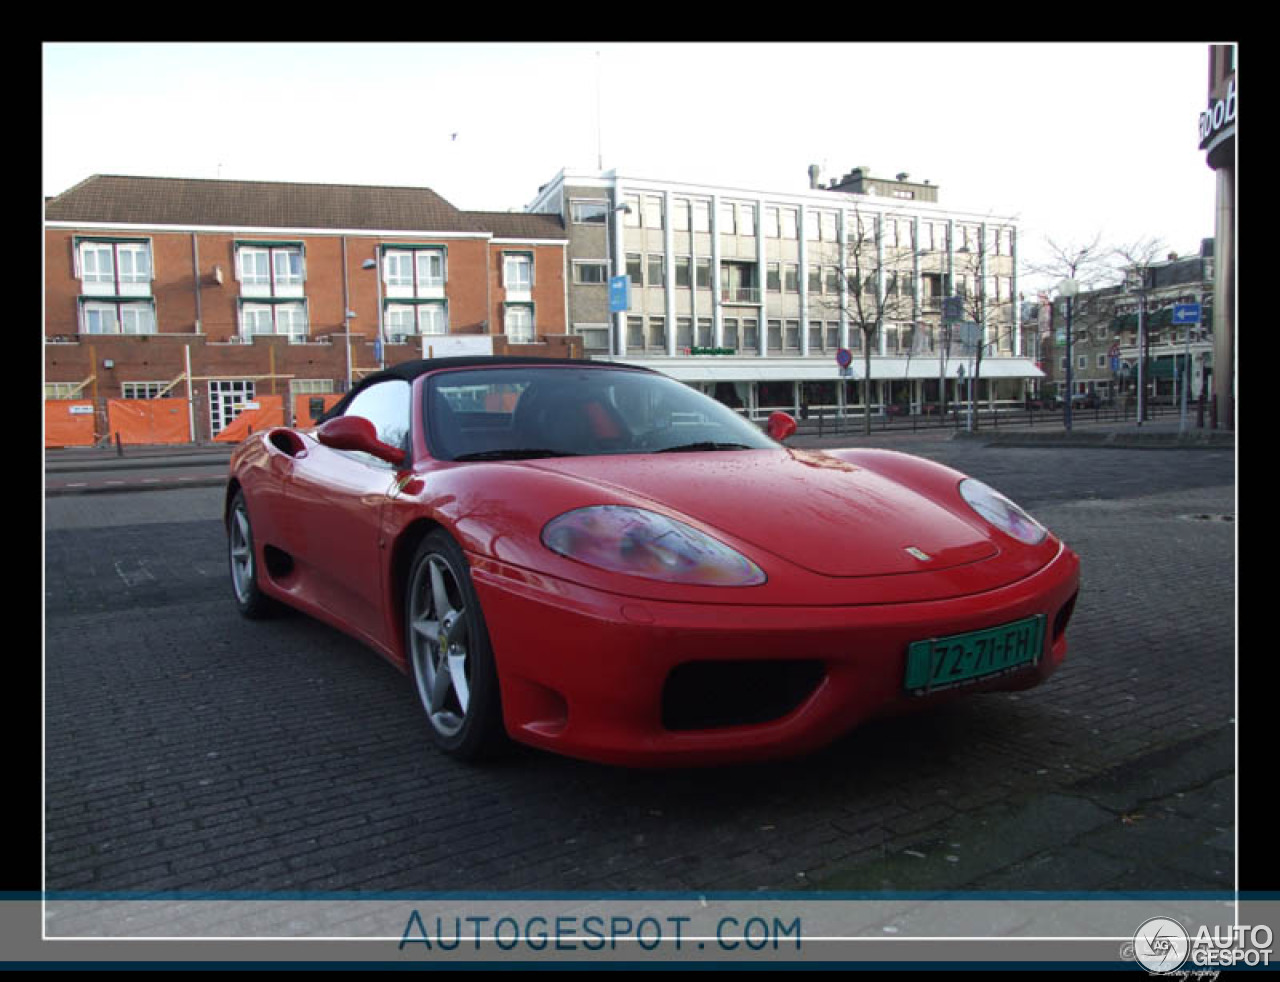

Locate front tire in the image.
[405,531,505,760]
[227,489,275,619]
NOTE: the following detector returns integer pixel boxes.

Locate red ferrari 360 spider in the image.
[225,357,1079,767]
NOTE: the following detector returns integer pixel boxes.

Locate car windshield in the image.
[424,366,777,461]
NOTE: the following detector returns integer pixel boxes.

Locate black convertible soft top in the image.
[316,356,654,423]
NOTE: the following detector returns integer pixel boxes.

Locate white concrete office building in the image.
[528,166,1044,420]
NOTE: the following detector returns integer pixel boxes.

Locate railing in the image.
[720,287,761,304]
[784,399,1192,437]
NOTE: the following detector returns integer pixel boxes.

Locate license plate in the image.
[904,615,1045,693]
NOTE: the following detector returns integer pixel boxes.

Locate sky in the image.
[43,42,1222,295]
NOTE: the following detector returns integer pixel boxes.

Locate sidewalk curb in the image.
[951,430,1235,451]
[45,476,227,497]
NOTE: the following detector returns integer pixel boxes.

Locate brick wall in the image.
[46,227,581,440]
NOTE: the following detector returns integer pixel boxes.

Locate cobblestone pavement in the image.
[44,442,1236,895]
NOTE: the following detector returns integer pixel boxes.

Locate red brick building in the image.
[44,175,576,443]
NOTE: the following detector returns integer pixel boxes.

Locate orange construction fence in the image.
[292,393,343,429]
[45,400,97,448]
[214,395,286,444]
[107,398,191,446]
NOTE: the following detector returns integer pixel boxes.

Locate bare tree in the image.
[1110,236,1168,421]
[1024,234,1146,404]
[944,224,1022,428]
[1023,233,1117,291]
[1019,233,1116,406]
[810,204,916,435]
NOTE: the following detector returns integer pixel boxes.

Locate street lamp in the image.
[361,257,384,369]
[606,202,633,357]
[1057,278,1079,431]
[1125,268,1149,425]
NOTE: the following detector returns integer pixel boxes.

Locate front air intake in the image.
[661,660,825,731]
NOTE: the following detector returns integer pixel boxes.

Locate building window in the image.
[647,255,665,287]
[643,195,664,230]
[505,304,534,342]
[739,204,756,237]
[691,200,710,234]
[385,303,446,340]
[784,264,799,293]
[767,263,781,292]
[503,252,533,292]
[237,243,305,298]
[382,247,446,298]
[695,258,711,290]
[626,253,644,284]
[80,300,157,335]
[672,199,690,232]
[674,257,690,288]
[821,212,837,242]
[803,210,819,242]
[623,195,642,226]
[648,316,666,351]
[571,200,609,224]
[292,378,336,396]
[573,261,608,285]
[720,202,736,235]
[764,207,780,239]
[45,382,82,400]
[77,239,152,297]
[241,301,308,342]
[781,208,798,240]
[120,381,167,399]
[784,320,801,350]
[574,324,610,355]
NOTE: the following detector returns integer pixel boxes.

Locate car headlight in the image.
[958,478,1048,545]
[542,506,766,586]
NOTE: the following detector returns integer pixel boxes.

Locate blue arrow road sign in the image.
[1172,303,1202,324]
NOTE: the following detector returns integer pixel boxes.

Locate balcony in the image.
[720,286,761,304]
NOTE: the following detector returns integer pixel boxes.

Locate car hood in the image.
[524,449,998,577]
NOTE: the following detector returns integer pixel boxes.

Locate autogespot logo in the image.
[1129,917,1191,974]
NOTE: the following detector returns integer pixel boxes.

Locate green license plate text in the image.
[904,615,1045,693]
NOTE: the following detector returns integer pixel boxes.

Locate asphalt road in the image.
[44,440,1237,899]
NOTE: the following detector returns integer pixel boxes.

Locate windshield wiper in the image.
[654,442,755,453]
[452,448,582,461]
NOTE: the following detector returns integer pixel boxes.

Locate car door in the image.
[285,378,411,647]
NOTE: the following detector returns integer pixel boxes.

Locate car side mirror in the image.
[766,411,797,443]
[317,415,406,466]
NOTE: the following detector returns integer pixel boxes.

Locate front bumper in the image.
[471,545,1081,767]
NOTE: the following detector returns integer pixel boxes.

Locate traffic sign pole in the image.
[1173,304,1202,435]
